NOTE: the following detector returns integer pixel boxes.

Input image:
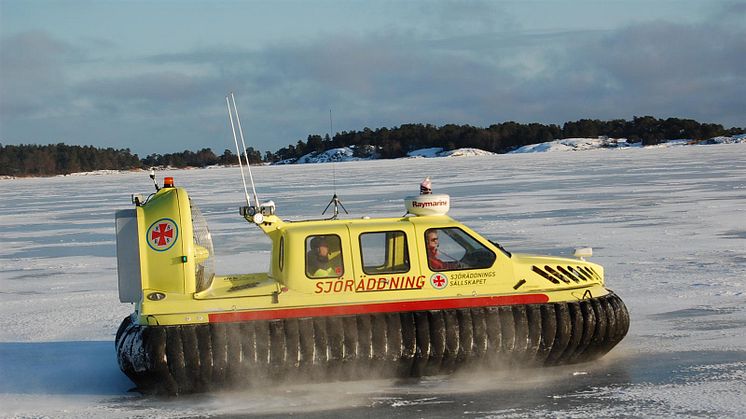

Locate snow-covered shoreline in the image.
[276,134,746,165]
[509,134,746,153]
[2,134,744,180]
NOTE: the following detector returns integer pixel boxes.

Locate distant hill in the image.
[509,134,746,154]
[2,116,744,177]
[268,134,746,165]
[264,116,745,163]
[0,143,142,177]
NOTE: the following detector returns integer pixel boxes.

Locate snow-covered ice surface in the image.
[1,144,745,418]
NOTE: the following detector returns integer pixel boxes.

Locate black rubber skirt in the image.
[116,292,629,395]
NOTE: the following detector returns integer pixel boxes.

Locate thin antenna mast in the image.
[230,93,259,206]
[329,109,336,194]
[226,95,251,207]
[322,108,348,219]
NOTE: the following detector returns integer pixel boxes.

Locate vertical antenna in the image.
[321,108,348,218]
[226,95,251,207]
[329,108,336,194]
[230,93,260,206]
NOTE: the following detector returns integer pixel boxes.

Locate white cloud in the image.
[1,6,744,154]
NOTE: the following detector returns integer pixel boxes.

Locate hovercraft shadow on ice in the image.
[114,97,629,396]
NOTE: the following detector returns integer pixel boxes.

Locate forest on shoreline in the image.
[2,116,744,177]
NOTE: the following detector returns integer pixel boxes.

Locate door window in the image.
[359,231,410,275]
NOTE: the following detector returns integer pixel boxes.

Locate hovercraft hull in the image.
[116,292,629,395]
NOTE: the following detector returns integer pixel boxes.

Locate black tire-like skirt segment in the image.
[116,292,630,395]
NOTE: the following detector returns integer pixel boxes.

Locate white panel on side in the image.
[116,209,142,303]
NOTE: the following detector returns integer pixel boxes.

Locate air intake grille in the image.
[532,265,601,285]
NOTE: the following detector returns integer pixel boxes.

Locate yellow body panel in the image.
[135,187,199,295]
[125,187,608,326]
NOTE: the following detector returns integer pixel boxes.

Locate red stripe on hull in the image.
[208,294,549,323]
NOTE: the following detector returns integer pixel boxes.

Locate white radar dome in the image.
[405,194,450,216]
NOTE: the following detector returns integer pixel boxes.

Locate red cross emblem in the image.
[430,273,448,290]
[146,218,178,251]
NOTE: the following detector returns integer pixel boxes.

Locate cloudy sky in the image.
[1,1,745,155]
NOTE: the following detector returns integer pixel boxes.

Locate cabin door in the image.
[347,224,422,291]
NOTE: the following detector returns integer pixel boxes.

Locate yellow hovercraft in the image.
[114,173,629,395]
[115,94,628,395]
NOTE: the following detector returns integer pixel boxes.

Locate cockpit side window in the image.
[425,228,496,271]
[305,234,344,278]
